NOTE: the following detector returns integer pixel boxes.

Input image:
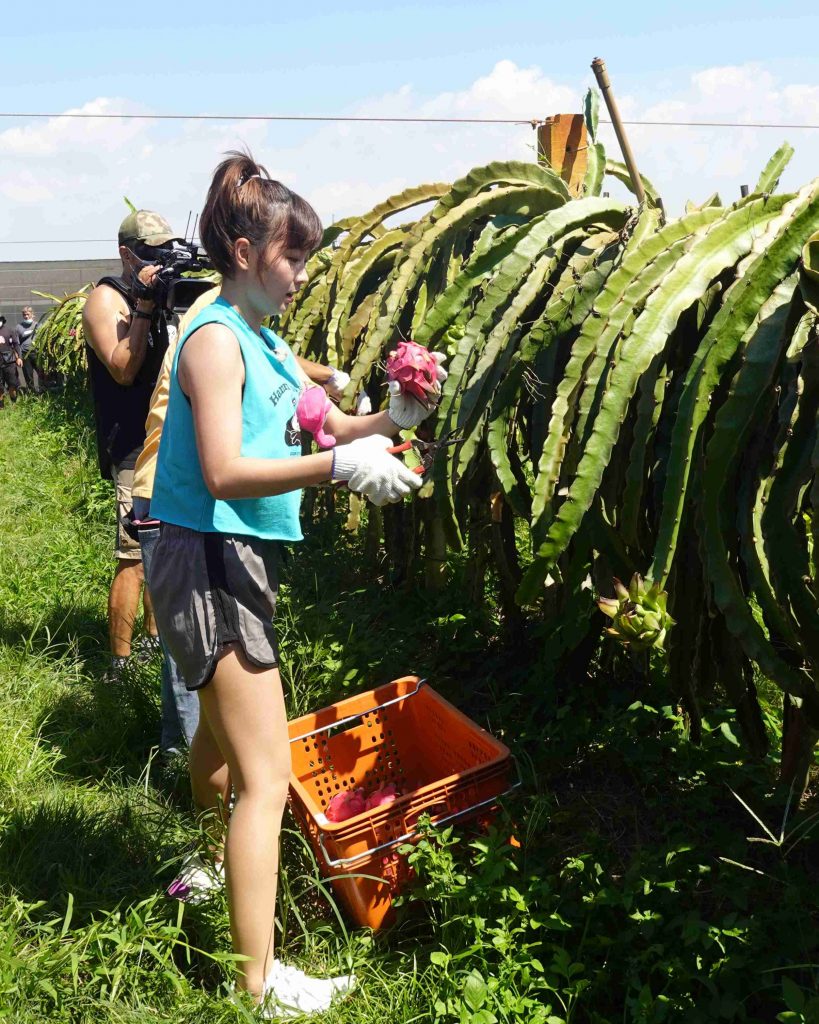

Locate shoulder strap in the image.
[96,275,135,310]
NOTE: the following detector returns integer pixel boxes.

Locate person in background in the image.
[14,306,41,394]
[0,315,23,408]
[82,210,174,679]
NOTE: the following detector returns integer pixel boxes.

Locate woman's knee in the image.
[234,764,290,808]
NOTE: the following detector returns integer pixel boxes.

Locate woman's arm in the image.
[322,403,399,444]
[180,323,333,500]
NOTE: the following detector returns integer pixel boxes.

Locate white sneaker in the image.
[280,960,357,1001]
[166,851,224,905]
[259,959,356,1019]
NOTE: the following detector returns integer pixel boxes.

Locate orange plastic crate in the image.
[287,676,514,929]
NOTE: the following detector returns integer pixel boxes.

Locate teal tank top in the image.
[151,297,304,541]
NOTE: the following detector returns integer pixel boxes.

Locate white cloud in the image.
[1,60,818,264]
[612,63,819,206]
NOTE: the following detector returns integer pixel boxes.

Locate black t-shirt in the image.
[85,277,169,479]
[0,324,19,364]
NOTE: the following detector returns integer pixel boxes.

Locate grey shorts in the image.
[149,523,280,691]
[111,450,142,562]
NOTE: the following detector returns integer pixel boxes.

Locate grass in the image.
[2,390,819,1023]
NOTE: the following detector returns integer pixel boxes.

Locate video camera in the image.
[125,238,217,315]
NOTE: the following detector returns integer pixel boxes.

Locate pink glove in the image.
[296,386,336,448]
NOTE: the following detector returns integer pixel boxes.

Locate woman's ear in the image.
[233,237,252,271]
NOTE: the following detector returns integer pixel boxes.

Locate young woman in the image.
[148,152,437,1017]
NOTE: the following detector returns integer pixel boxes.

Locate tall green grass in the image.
[2,392,819,1023]
[0,393,438,1022]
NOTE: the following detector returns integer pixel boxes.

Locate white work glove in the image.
[324,366,351,401]
[387,351,448,429]
[332,434,422,507]
[355,390,372,415]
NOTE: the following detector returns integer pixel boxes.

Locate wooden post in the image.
[536,114,588,197]
[591,57,646,205]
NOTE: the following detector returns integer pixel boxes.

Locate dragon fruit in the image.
[326,788,367,822]
[296,386,336,448]
[385,340,440,406]
[365,783,399,811]
[325,783,402,821]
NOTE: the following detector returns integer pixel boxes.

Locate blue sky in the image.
[2,2,819,262]
[5,1,817,108]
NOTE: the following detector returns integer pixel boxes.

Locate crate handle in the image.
[289,677,426,744]
[317,778,520,869]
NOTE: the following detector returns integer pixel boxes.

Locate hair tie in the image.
[236,172,266,190]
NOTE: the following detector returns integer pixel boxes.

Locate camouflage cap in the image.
[117,210,175,247]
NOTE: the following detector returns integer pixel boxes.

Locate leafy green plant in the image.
[398,818,587,1024]
[31,286,91,378]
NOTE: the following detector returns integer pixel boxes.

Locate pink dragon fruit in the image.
[385,340,440,406]
[365,782,399,811]
[296,386,336,448]
[326,788,367,822]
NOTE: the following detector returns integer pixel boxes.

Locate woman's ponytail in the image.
[200,150,322,278]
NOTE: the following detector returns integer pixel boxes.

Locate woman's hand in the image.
[387,351,448,429]
[331,434,422,506]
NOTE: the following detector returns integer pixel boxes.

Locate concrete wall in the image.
[0,259,120,323]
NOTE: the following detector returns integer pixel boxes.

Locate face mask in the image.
[21,319,33,327]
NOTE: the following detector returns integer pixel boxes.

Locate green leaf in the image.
[463,970,487,1012]
[754,142,795,195]
[782,976,806,1013]
[434,160,571,217]
[719,722,741,747]
[605,159,661,206]
[583,88,600,141]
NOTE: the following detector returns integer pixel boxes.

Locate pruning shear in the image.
[333,431,463,491]
[387,430,463,475]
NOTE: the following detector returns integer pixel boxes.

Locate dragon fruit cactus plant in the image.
[385,340,441,407]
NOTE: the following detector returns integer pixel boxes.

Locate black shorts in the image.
[0,361,18,391]
[149,523,280,691]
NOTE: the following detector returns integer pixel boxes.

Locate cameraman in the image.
[82,210,174,679]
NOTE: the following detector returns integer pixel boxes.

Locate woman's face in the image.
[257,246,310,314]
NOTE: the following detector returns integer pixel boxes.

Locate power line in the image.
[0,110,818,129]
[0,238,203,247]
[0,239,112,245]
[618,119,819,130]
[0,112,534,125]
